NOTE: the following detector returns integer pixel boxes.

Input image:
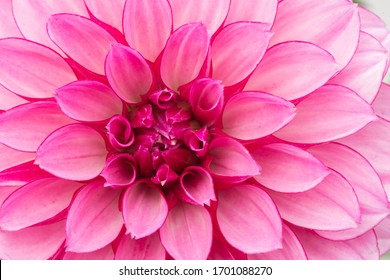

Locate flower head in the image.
[0,0,390,260]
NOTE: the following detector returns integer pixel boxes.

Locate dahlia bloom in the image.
[0,0,390,260]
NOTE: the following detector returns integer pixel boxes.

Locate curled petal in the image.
[130,104,155,128]
[183,128,208,157]
[36,124,107,181]
[267,171,361,231]
[252,143,330,193]
[161,23,209,91]
[66,181,122,253]
[179,166,215,206]
[149,90,177,110]
[47,13,116,75]
[161,148,199,173]
[106,44,153,103]
[64,244,114,260]
[124,0,172,61]
[225,0,278,26]
[245,41,339,100]
[0,101,75,152]
[101,154,137,188]
[274,85,377,143]
[106,115,134,150]
[222,92,296,140]
[151,164,179,186]
[0,38,76,99]
[211,22,271,86]
[160,202,212,260]
[122,181,168,238]
[85,0,125,32]
[115,232,165,260]
[217,185,282,253]
[372,83,390,121]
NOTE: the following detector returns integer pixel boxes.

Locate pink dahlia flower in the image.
[0,0,390,260]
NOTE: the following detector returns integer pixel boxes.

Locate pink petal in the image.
[0,161,50,187]
[372,83,390,121]
[160,202,212,259]
[245,42,339,100]
[122,181,168,239]
[106,115,134,150]
[374,215,390,256]
[267,171,361,231]
[205,137,260,179]
[0,178,82,231]
[105,43,153,103]
[217,184,282,253]
[63,244,114,260]
[211,22,271,86]
[0,144,35,172]
[328,32,388,103]
[293,227,379,260]
[309,143,390,240]
[225,0,278,26]
[338,119,390,201]
[207,238,235,260]
[0,84,27,111]
[36,124,107,181]
[252,143,329,193]
[0,101,75,152]
[55,81,123,122]
[0,186,22,207]
[160,23,209,91]
[359,6,389,45]
[0,0,22,37]
[169,0,230,35]
[124,0,172,62]
[0,220,65,260]
[222,91,296,140]
[66,181,122,253]
[101,154,137,188]
[270,0,360,69]
[179,166,215,206]
[115,232,166,260]
[0,38,76,99]
[47,13,116,75]
[12,0,88,56]
[85,0,125,32]
[274,85,377,143]
[248,224,307,260]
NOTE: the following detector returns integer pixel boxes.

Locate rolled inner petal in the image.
[106,115,134,150]
[183,128,208,157]
[151,164,179,186]
[101,154,137,188]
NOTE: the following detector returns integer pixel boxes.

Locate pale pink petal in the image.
[0,220,65,260]
[309,143,390,240]
[0,161,50,187]
[47,14,116,75]
[271,0,360,69]
[0,144,35,172]
[217,184,282,253]
[329,32,388,103]
[179,166,215,206]
[359,6,389,44]
[222,92,296,140]
[211,22,271,86]
[124,0,172,61]
[12,0,88,56]
[105,43,153,103]
[122,181,168,239]
[160,23,209,91]
[169,0,229,35]
[252,143,330,193]
[248,224,307,260]
[85,0,125,32]
[36,124,107,181]
[374,215,390,256]
[0,101,75,152]
[274,85,377,143]
[267,171,360,231]
[0,38,76,99]
[293,227,379,260]
[0,84,27,111]
[205,137,260,178]
[64,245,114,260]
[55,80,123,122]
[245,42,339,100]
[115,232,166,260]
[0,0,22,37]
[225,0,277,26]
[372,83,390,121]
[101,154,136,188]
[0,178,82,231]
[160,202,212,259]
[66,181,122,253]
[338,119,390,201]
